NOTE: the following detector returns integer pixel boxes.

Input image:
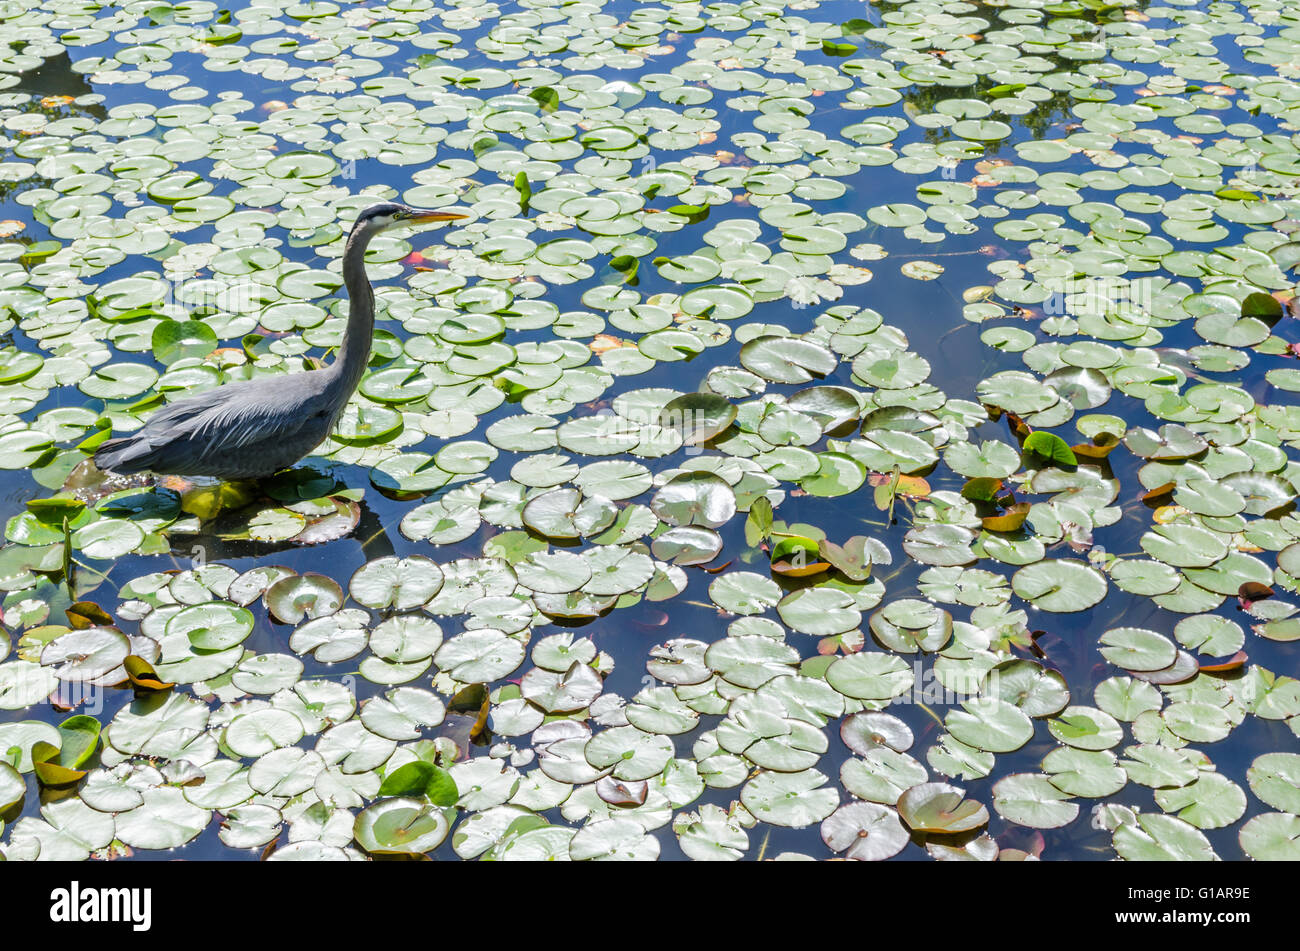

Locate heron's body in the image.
[94,203,465,480]
[94,373,338,480]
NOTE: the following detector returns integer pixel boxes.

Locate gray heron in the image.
[94,202,467,481]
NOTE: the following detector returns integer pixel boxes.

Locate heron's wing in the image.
[188,383,331,451]
[97,377,334,475]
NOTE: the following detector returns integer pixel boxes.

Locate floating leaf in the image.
[897,782,989,834]
[1022,431,1077,468]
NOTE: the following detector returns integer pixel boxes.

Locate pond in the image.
[0,0,1298,862]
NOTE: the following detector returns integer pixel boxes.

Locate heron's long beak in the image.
[403,209,469,223]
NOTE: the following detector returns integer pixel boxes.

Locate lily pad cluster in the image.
[0,0,1298,861]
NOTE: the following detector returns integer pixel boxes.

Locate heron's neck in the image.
[327,223,376,402]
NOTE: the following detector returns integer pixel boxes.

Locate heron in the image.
[94,202,467,481]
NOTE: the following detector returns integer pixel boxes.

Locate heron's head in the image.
[352,202,468,236]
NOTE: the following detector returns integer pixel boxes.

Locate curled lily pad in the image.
[897,782,989,834]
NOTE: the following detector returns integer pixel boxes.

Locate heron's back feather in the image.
[94,373,339,479]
